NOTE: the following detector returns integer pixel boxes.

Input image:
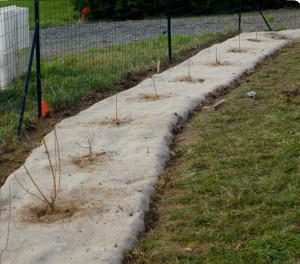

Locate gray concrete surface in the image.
[0,29,299,264]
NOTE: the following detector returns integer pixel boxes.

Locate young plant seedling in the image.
[6,80,62,215]
[188,59,191,79]
[115,94,119,124]
[157,59,161,73]
[77,132,95,159]
[152,77,158,99]
[73,133,102,168]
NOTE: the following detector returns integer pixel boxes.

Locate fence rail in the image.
[0,0,299,142]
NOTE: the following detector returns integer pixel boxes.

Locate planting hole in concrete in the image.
[248,39,261,42]
[72,152,106,168]
[174,77,205,83]
[139,94,167,101]
[228,48,247,53]
[21,204,75,224]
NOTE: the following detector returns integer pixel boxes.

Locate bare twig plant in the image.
[115,94,119,124]
[5,78,61,215]
[151,77,158,99]
[73,133,105,168]
[77,132,95,159]
[157,59,161,73]
[14,114,61,214]
[188,59,191,79]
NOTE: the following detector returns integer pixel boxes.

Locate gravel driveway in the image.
[38,9,300,59]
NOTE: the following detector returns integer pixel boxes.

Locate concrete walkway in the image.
[0,29,299,264]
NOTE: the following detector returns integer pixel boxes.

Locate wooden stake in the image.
[157,59,161,73]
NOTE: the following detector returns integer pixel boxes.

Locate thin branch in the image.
[14,174,49,206]
[115,94,118,122]
[152,78,158,99]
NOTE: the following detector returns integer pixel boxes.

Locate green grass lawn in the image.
[0,31,234,150]
[125,44,300,263]
[0,0,78,29]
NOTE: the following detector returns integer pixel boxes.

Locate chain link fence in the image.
[0,0,299,142]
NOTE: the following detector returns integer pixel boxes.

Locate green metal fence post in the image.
[167,0,172,61]
[35,0,42,119]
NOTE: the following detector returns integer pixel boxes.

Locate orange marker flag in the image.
[41,101,49,117]
[81,7,91,22]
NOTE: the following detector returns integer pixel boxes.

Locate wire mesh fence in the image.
[0,0,299,143]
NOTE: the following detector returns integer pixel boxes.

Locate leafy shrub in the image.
[72,0,298,21]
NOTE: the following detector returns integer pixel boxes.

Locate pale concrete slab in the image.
[0,30,299,264]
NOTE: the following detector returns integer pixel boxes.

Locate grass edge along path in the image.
[125,44,300,264]
[0,31,235,147]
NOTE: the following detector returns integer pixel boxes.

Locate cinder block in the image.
[0,6,17,53]
[0,6,30,89]
[15,7,30,50]
[0,51,16,89]
[16,47,30,77]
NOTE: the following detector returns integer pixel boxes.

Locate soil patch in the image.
[205,61,230,66]
[139,94,167,101]
[228,48,247,53]
[72,152,106,168]
[278,84,300,105]
[247,38,261,42]
[174,77,205,83]
[18,186,108,224]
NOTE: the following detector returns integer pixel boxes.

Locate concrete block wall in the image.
[0,5,30,89]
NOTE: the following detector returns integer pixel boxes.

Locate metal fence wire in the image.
[0,0,299,139]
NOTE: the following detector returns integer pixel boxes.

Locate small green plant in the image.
[277,25,287,31]
[267,16,275,22]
